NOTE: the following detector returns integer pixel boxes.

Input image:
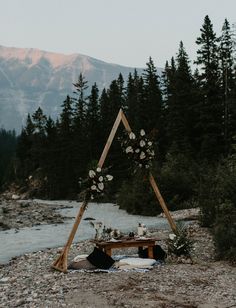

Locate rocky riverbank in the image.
[0,196,72,231]
[0,218,235,308]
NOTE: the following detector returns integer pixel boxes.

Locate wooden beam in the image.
[98,109,123,168]
[52,109,124,272]
[120,110,132,132]
[149,173,177,232]
[52,200,88,272]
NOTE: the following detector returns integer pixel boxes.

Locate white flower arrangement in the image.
[167,224,193,257]
[169,233,177,241]
[121,129,155,169]
[86,167,113,200]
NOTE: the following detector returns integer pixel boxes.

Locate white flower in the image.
[140,152,146,160]
[148,141,152,146]
[96,167,101,173]
[98,182,104,191]
[135,148,140,153]
[139,163,142,168]
[145,165,149,169]
[125,146,133,153]
[91,185,97,190]
[169,233,177,240]
[91,195,94,200]
[98,176,104,182]
[129,132,136,139]
[106,175,113,181]
[89,170,96,178]
[140,140,146,147]
[140,129,146,136]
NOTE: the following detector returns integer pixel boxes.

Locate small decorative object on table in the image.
[89,221,104,240]
[101,226,121,241]
[137,223,147,236]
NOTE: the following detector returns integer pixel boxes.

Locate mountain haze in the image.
[0,46,160,132]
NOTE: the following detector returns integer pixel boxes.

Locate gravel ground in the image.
[0,220,235,308]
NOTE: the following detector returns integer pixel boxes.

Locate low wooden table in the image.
[93,238,158,259]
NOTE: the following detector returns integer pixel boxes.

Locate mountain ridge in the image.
[0,45,160,132]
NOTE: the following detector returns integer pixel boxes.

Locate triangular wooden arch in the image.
[52,109,177,273]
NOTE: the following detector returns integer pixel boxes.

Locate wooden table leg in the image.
[105,248,112,256]
[148,246,154,259]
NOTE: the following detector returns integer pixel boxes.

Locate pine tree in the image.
[173,41,195,154]
[107,79,123,122]
[161,58,177,155]
[142,57,162,132]
[31,107,47,169]
[16,114,35,178]
[60,95,73,137]
[71,73,89,183]
[100,88,111,140]
[195,15,223,159]
[43,117,59,198]
[126,70,146,130]
[72,73,88,129]
[0,129,17,189]
[25,114,35,135]
[86,83,101,161]
[32,107,47,135]
[219,19,235,153]
[48,97,74,198]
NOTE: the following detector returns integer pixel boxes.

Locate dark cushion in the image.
[138,245,167,261]
[86,247,115,269]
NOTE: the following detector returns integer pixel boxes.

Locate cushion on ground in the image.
[68,259,97,270]
[115,257,156,269]
[86,247,115,269]
[73,254,89,262]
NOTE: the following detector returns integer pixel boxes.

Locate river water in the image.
[0,200,169,264]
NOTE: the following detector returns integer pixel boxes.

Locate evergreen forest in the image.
[1,16,236,260]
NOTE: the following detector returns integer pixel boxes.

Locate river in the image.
[0,200,170,264]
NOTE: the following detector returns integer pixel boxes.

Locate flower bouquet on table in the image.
[80,167,113,202]
[120,129,155,170]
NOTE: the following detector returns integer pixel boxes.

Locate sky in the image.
[0,0,236,68]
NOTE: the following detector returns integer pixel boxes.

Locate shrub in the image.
[200,153,236,261]
[199,164,220,227]
[213,202,236,262]
[156,153,198,210]
[117,170,161,216]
